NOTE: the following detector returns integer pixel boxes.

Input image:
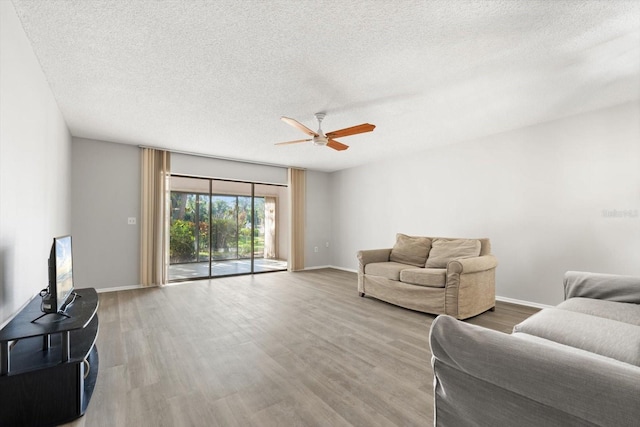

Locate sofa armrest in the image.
[357,248,391,272]
[564,271,640,303]
[446,255,497,274]
[430,315,640,426]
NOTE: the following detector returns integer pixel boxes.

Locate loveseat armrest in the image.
[446,254,497,274]
[430,315,640,427]
[444,255,497,319]
[357,248,392,272]
[564,271,640,303]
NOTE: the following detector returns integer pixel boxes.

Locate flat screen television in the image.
[42,235,75,315]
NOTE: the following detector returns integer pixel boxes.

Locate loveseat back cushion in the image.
[426,238,481,268]
[364,262,410,281]
[400,268,446,288]
[389,234,432,267]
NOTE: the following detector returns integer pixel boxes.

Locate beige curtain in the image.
[288,168,305,271]
[140,148,171,286]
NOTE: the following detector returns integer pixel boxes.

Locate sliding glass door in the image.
[169,176,288,281]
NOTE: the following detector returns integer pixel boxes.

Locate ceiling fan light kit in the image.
[276,112,375,151]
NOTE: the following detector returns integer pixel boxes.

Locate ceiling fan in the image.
[275,112,375,151]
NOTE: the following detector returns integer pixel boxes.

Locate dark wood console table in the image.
[0,288,99,426]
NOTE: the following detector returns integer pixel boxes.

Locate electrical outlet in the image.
[314,246,319,253]
[325,241,329,247]
[127,217,136,225]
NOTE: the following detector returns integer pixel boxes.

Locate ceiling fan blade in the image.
[275,138,312,146]
[327,139,349,151]
[325,123,375,138]
[281,117,318,136]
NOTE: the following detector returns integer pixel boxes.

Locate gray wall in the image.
[330,102,640,306]
[305,171,332,268]
[71,138,140,290]
[71,141,331,288]
[172,153,288,185]
[0,2,72,324]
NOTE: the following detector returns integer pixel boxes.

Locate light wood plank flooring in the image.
[63,269,538,427]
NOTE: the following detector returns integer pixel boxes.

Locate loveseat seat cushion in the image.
[400,268,446,288]
[426,238,481,268]
[389,234,432,267]
[556,297,640,326]
[364,262,409,281]
[513,308,640,367]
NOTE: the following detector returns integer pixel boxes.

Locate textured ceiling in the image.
[10,0,640,172]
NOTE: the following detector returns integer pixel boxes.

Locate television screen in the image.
[55,236,74,308]
[46,235,75,314]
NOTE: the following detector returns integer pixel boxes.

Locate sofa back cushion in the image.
[389,234,432,267]
[426,238,481,268]
[556,298,640,326]
[514,308,640,367]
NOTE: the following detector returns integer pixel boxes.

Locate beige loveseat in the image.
[357,234,497,319]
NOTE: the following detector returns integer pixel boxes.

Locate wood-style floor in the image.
[63,269,538,427]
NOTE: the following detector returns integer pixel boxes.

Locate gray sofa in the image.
[429,271,640,427]
[357,234,497,319]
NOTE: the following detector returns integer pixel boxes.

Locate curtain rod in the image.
[137,145,306,171]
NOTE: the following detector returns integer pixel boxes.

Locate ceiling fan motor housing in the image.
[313,112,328,145]
[313,135,328,146]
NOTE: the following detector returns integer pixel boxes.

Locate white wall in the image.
[71,138,140,290]
[0,2,72,324]
[330,102,640,306]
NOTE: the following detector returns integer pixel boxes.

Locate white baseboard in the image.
[95,284,146,293]
[303,265,357,273]
[303,265,331,271]
[496,295,552,310]
[328,265,357,273]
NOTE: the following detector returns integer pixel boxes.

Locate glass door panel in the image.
[252,196,265,260]
[196,194,211,263]
[169,176,212,281]
[211,195,238,261]
[210,180,252,277]
[169,176,288,281]
[254,183,288,273]
[170,192,198,264]
[237,196,253,259]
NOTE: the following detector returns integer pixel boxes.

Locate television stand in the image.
[0,288,99,426]
[31,310,72,323]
